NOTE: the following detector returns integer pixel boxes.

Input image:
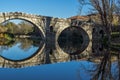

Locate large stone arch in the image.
[55,19,93,58]
[0,12,46,68]
[0,12,45,38]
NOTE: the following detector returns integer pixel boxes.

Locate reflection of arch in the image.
[0,40,45,62]
[0,43,45,68]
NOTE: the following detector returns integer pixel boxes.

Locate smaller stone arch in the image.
[57,26,90,55]
[55,20,93,57]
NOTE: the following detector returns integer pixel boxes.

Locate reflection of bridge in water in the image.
[0,12,104,68]
[0,38,90,68]
[0,45,118,68]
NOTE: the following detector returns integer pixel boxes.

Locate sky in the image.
[0,0,88,18]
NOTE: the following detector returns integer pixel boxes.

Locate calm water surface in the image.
[0,38,43,60]
[0,33,119,80]
[0,60,119,80]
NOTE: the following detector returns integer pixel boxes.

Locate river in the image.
[0,37,119,80]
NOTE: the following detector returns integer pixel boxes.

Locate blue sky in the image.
[0,0,85,18]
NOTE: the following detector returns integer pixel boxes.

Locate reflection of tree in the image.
[76,61,98,80]
[76,49,120,80]
[15,38,33,51]
[118,53,120,80]
[77,51,115,80]
[113,53,120,80]
[91,51,113,80]
[21,41,31,51]
[0,40,15,54]
[0,38,42,53]
[16,38,43,51]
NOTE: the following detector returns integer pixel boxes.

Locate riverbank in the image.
[0,33,14,40]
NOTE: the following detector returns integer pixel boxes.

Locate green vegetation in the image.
[0,20,42,49]
[0,40,14,46]
[0,20,40,35]
[0,21,34,34]
[4,33,14,40]
[0,33,14,44]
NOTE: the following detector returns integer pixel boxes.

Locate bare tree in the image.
[78,0,119,80]
[78,0,119,60]
[78,0,117,44]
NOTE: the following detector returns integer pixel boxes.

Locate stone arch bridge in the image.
[0,12,94,68]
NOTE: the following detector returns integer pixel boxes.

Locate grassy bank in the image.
[0,33,14,41]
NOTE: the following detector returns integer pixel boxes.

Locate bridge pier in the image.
[44,17,56,63]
